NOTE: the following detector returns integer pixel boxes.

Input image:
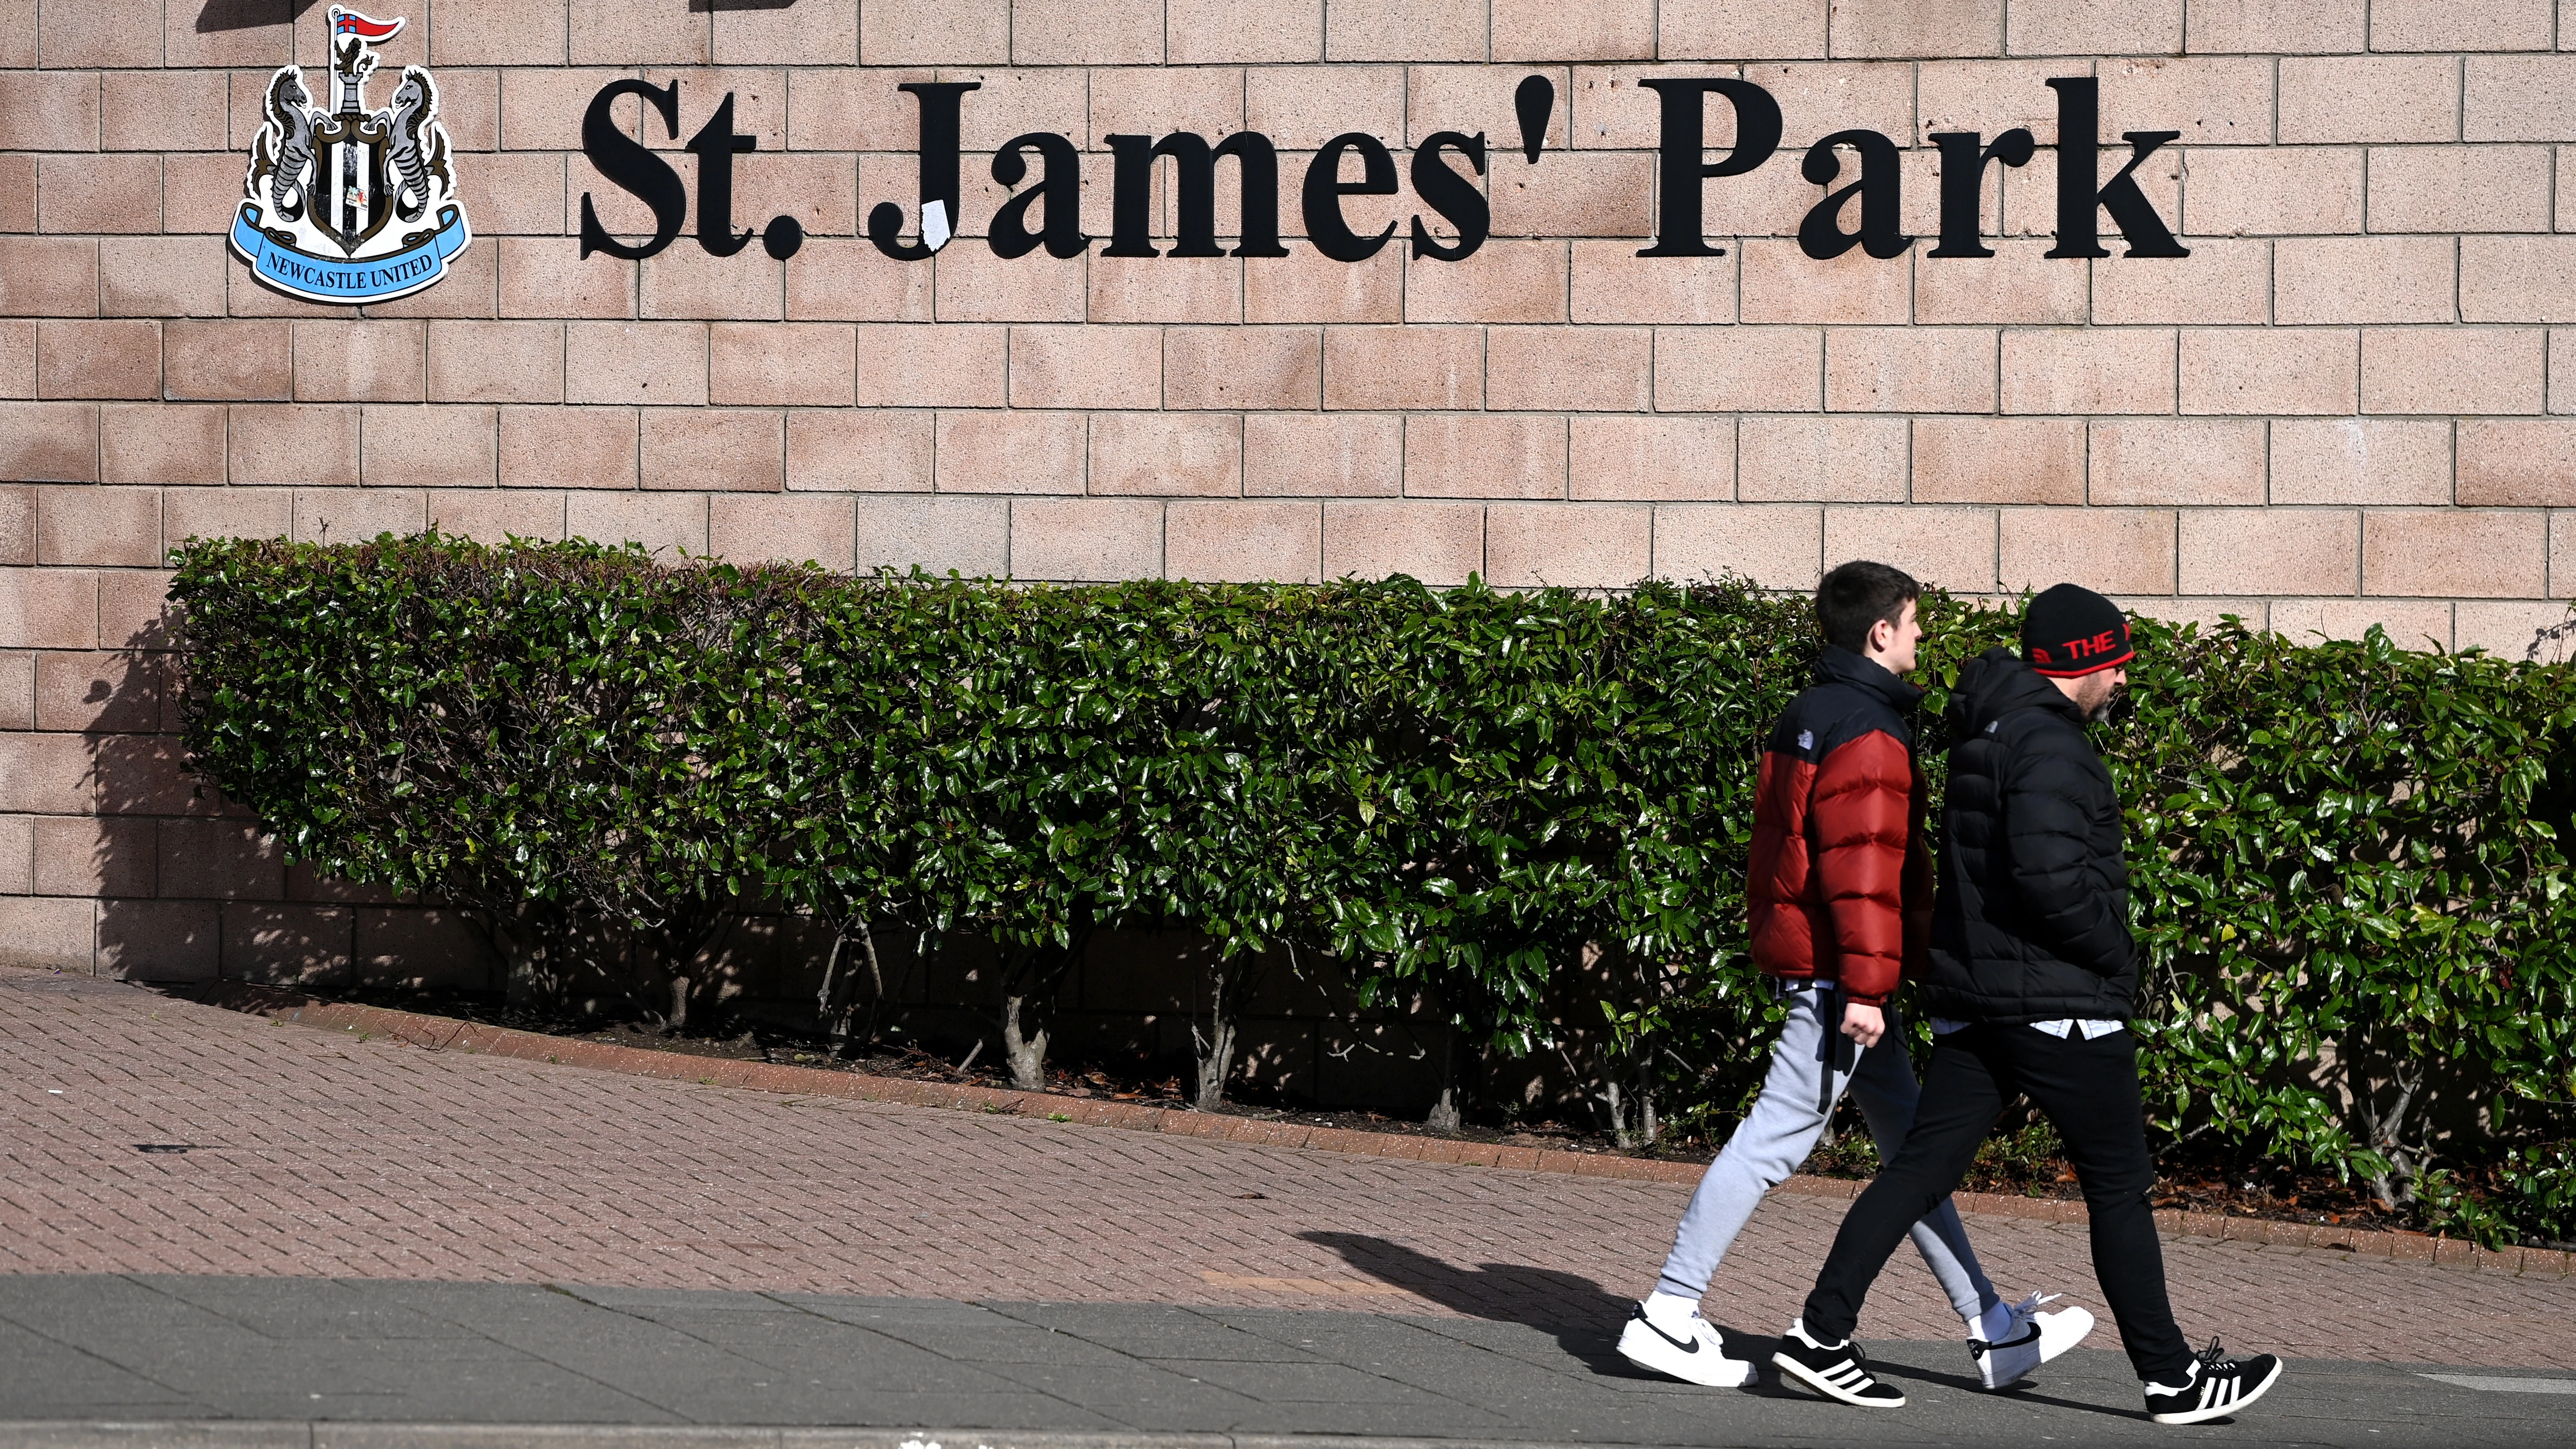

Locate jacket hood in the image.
[1817,645,1924,713]
[1947,645,2084,736]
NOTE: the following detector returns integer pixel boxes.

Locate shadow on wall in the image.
[83,598,213,984]
[197,0,320,33]
[688,0,800,10]
[84,599,501,995]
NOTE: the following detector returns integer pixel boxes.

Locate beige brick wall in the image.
[5,0,2576,978]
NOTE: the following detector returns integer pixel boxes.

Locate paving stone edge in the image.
[0,1424,1734,1449]
[188,983,2568,1280]
[0,1424,1729,1449]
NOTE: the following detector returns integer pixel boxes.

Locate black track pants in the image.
[1798,1021,2194,1382]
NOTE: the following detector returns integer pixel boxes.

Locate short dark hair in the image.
[1816,560,1921,654]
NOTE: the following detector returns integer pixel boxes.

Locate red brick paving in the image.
[223,985,2574,1278]
[3,966,2572,1371]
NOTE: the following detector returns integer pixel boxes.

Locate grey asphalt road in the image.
[0,1276,2565,1448]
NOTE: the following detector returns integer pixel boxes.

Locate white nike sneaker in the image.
[1969,1292,2097,1391]
[1616,1301,1758,1387]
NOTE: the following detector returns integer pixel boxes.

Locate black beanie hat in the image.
[2022,583,2133,678]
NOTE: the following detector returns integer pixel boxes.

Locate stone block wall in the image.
[4,0,2576,983]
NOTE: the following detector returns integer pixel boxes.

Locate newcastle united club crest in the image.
[228,7,471,305]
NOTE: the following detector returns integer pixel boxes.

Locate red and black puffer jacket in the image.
[1746,646,1933,1006]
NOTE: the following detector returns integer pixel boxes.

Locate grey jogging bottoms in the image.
[1653,982,1999,1325]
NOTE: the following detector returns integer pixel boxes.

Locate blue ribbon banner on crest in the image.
[228,204,471,305]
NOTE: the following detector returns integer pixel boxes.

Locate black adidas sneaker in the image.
[1771,1318,1907,1407]
[2141,1337,2284,1424]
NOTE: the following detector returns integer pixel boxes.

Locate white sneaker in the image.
[1969,1292,2096,1391]
[1616,1301,1757,1387]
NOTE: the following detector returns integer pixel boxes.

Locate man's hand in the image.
[1841,1001,1886,1048]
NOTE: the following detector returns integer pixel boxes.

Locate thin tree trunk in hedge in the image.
[1193,952,1262,1111]
[2350,1021,2431,1209]
[1586,942,1662,1150]
[481,903,567,1011]
[1577,1053,1657,1150]
[1636,1055,1660,1150]
[853,921,886,1050]
[1425,1023,1462,1133]
[999,932,1090,1092]
[815,921,887,1055]
[815,930,847,1038]
[651,907,739,1035]
[1627,949,1660,1149]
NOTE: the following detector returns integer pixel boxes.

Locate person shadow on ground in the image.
[1297,1230,1782,1383]
[1299,1233,2193,1421]
[1293,1229,2126,1414]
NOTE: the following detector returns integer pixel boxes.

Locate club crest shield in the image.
[228,7,472,305]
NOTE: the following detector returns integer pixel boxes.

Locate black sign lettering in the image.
[1926,128,2036,259]
[1637,78,1781,259]
[989,133,1088,260]
[685,92,757,259]
[578,79,685,261]
[1301,132,1399,263]
[1409,130,1488,262]
[867,81,979,261]
[1104,132,1289,259]
[1798,128,1910,261]
[2046,76,2188,260]
[566,75,2197,275]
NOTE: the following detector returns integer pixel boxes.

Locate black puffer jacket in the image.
[1921,646,2136,1023]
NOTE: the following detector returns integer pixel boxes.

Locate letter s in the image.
[579,79,687,260]
[1408,130,1488,262]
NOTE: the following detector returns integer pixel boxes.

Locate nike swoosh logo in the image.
[1633,1309,1701,1354]
[1970,1326,2042,1356]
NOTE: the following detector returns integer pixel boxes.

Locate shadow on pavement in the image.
[1824,1341,2160,1424]
[1298,1232,2154,1423]
[1297,1231,1675,1380]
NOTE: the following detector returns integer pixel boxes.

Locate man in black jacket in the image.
[1769,585,2285,1427]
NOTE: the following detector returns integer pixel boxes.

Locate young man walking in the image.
[1618,562,2091,1392]
[1769,584,2284,1426]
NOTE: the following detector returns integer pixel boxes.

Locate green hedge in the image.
[172,533,2576,1246]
